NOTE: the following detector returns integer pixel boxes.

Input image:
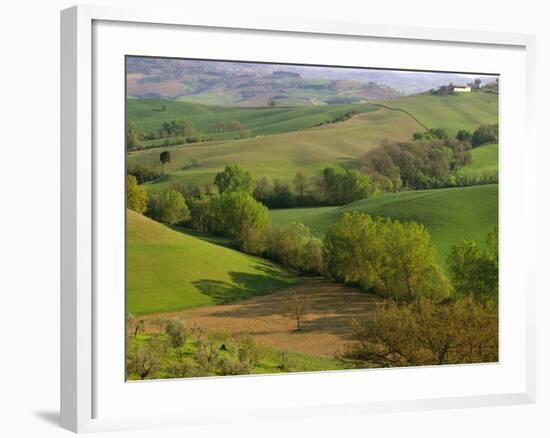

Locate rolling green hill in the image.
[128,107,424,194]
[127,98,378,141]
[457,143,498,178]
[127,210,298,314]
[270,184,498,266]
[374,91,498,136]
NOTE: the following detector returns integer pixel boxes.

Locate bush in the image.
[147,189,190,225]
[472,123,498,147]
[126,175,148,214]
[324,212,450,301]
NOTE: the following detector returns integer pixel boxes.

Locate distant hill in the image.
[127,210,298,314]
[127,57,496,103]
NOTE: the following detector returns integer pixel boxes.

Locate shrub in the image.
[147,189,190,225]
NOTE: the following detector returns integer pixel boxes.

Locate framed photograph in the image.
[61,5,536,433]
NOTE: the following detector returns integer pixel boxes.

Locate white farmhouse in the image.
[453,85,472,93]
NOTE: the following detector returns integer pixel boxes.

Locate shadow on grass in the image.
[193,265,297,305]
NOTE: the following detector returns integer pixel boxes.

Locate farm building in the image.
[453,85,472,93]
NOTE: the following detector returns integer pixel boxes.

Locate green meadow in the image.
[375,92,498,135]
[127,98,377,141]
[270,184,498,266]
[127,209,299,314]
[128,108,423,194]
[457,143,498,177]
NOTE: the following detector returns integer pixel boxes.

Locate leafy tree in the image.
[160,104,168,112]
[159,151,171,176]
[160,119,195,138]
[207,191,270,238]
[126,175,148,214]
[472,124,498,147]
[456,129,473,142]
[447,227,498,299]
[266,223,311,269]
[214,164,254,194]
[324,212,450,301]
[292,171,309,198]
[253,176,274,201]
[322,165,371,205]
[126,119,144,151]
[147,189,190,225]
[342,297,498,367]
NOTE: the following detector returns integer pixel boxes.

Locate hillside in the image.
[457,143,498,178]
[270,184,498,266]
[127,98,378,142]
[127,210,298,314]
[128,107,424,193]
[374,91,498,135]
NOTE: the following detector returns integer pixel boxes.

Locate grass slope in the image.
[457,144,498,178]
[270,184,498,266]
[127,98,377,141]
[127,210,298,315]
[375,92,498,136]
[128,108,423,193]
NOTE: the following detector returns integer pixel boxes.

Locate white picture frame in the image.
[60,4,536,433]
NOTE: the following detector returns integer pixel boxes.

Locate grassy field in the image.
[374,91,498,136]
[128,108,423,193]
[127,98,377,141]
[270,184,498,266]
[127,209,299,314]
[457,143,498,177]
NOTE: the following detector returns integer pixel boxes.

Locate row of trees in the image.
[457,123,499,148]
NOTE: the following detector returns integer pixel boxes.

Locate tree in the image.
[126,335,165,380]
[292,171,309,198]
[456,129,473,143]
[126,119,144,151]
[164,319,187,350]
[322,165,371,205]
[283,291,308,331]
[207,191,270,238]
[159,151,171,176]
[126,175,148,214]
[472,124,498,147]
[214,164,254,194]
[253,176,273,201]
[160,104,168,112]
[147,189,190,225]
[446,227,498,300]
[342,297,498,367]
[324,212,450,301]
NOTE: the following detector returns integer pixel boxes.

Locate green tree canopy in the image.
[126,119,144,151]
[207,191,270,238]
[147,189,190,225]
[126,175,148,214]
[324,212,450,301]
[214,164,254,195]
[447,227,498,299]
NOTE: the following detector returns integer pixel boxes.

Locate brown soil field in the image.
[127,73,182,98]
[140,279,384,357]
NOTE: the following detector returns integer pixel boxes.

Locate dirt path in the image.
[140,279,383,357]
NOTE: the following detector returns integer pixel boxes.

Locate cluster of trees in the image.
[342,296,498,367]
[359,138,472,191]
[254,166,372,208]
[127,162,162,184]
[207,120,250,136]
[340,226,499,367]
[127,120,145,151]
[324,212,450,302]
[454,123,498,148]
[126,318,267,379]
[447,227,498,300]
[315,110,359,126]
